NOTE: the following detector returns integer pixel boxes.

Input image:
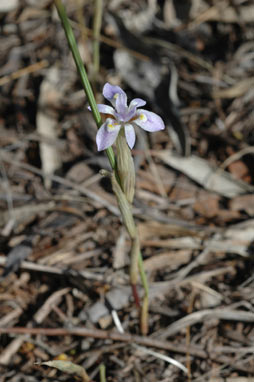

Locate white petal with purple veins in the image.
[115,92,128,118]
[96,119,121,151]
[124,124,136,149]
[134,109,165,132]
[129,98,146,109]
[103,83,126,107]
[96,104,115,116]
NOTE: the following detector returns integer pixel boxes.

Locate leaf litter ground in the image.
[0,1,254,381]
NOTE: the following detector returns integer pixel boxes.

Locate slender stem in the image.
[99,363,107,382]
[138,250,149,335]
[131,284,140,308]
[138,251,149,297]
[54,0,115,170]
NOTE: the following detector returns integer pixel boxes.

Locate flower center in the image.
[130,113,148,123]
[107,120,119,131]
[139,113,147,122]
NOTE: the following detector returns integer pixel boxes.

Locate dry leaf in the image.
[144,250,191,272]
[230,195,254,216]
[156,151,254,197]
[40,360,90,382]
[36,66,62,189]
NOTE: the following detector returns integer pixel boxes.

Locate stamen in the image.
[113,93,119,99]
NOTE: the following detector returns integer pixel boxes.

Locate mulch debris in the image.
[0,1,254,381]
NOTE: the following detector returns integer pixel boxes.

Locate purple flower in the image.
[91,83,165,151]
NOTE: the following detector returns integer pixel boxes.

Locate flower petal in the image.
[134,109,165,132]
[115,92,128,118]
[97,104,116,116]
[129,98,146,109]
[88,104,115,116]
[124,108,137,122]
[124,98,147,122]
[103,83,126,107]
[124,123,136,149]
[96,119,121,151]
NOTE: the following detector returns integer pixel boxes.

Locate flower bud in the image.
[116,128,135,204]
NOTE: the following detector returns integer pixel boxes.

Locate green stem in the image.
[54,0,115,170]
